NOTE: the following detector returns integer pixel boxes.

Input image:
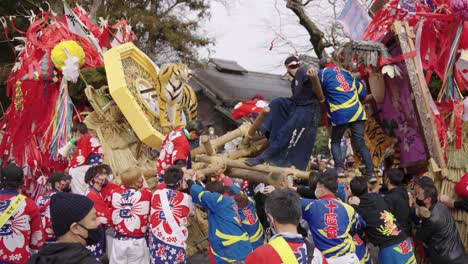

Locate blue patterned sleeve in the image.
[190,183,222,211]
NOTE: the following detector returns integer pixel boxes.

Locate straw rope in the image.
[84,85,209,255]
[439,122,468,250]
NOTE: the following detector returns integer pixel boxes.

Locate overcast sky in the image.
[201,0,344,74]
[201,0,307,74]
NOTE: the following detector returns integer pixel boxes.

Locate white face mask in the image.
[315,187,321,199]
[267,217,276,236]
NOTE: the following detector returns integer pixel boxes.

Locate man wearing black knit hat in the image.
[245,55,325,171]
[28,192,101,264]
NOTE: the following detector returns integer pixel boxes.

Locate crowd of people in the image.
[1,56,467,264]
[1,157,467,264]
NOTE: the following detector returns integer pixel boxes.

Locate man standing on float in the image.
[317,58,376,183]
[245,56,324,171]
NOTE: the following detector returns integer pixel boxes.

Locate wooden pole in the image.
[201,135,215,156]
[227,168,282,186]
[239,106,270,148]
[392,21,446,171]
[197,165,223,177]
[228,138,268,160]
[195,155,311,179]
[135,140,142,160]
[191,122,251,157]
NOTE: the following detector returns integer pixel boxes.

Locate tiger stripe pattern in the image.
[352,116,400,176]
[179,82,198,121]
[155,64,197,129]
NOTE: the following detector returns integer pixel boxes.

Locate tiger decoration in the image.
[352,116,400,177]
[155,64,198,130]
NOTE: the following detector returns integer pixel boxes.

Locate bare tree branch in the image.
[89,0,103,23]
[285,0,331,58]
[159,0,188,17]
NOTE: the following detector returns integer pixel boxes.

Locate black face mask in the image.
[62,184,71,193]
[415,199,426,207]
[77,223,103,246]
[346,162,354,168]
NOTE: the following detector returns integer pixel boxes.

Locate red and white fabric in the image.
[232,99,268,120]
[85,187,112,226]
[35,189,59,241]
[157,128,190,176]
[150,187,194,246]
[68,133,103,169]
[111,187,152,237]
[0,190,45,264]
[101,183,124,207]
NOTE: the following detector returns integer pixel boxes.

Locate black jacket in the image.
[383,186,412,234]
[290,66,319,106]
[27,243,100,264]
[415,202,467,264]
[297,186,316,199]
[354,193,407,248]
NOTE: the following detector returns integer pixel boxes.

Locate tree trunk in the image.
[88,0,103,24]
[286,0,330,58]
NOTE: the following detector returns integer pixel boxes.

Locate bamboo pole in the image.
[190,122,251,157]
[227,168,283,186]
[195,155,311,180]
[200,135,215,156]
[196,165,223,177]
[135,141,142,160]
[392,21,446,172]
[228,138,268,160]
[239,106,270,148]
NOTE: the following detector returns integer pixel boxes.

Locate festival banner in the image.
[337,0,371,40]
[63,1,103,58]
[377,49,429,167]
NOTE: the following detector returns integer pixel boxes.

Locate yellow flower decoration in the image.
[51,40,85,71]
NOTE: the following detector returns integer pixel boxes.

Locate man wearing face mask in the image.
[28,192,101,264]
[245,56,324,171]
[301,169,363,264]
[36,172,73,242]
[414,184,467,263]
[246,189,328,264]
[382,169,411,235]
[94,164,123,259]
[97,164,123,208]
[84,166,112,259]
[157,120,203,182]
[149,166,194,263]
[349,176,415,264]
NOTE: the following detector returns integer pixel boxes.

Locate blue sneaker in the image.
[244,156,265,166]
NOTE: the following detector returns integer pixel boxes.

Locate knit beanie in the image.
[50,192,94,237]
[1,163,24,186]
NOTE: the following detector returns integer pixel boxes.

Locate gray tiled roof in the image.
[189,59,291,106]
